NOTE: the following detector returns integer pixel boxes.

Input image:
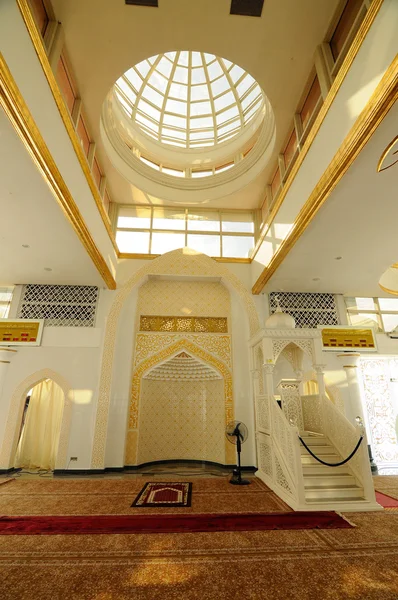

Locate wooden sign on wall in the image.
[0,319,44,346]
[320,326,376,351]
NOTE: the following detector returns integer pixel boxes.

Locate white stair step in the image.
[302,464,352,475]
[304,474,356,488]
[300,445,335,456]
[306,496,365,504]
[301,454,341,465]
[305,486,364,500]
[299,436,328,446]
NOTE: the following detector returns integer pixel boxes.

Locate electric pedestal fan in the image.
[225,421,250,485]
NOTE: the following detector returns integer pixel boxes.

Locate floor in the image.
[0,471,397,599]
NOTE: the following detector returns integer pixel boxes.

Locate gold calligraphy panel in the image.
[321,328,375,350]
[140,315,228,333]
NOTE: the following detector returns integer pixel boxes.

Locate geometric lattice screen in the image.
[17,284,99,327]
[269,292,340,329]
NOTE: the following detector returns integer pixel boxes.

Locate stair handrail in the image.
[318,394,376,502]
[270,395,306,505]
[298,429,364,466]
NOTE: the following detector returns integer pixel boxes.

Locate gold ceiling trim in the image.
[377,135,398,172]
[16,0,119,256]
[0,53,117,290]
[140,316,228,333]
[251,0,384,261]
[252,54,398,294]
[378,282,398,296]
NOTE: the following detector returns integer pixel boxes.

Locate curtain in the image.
[14,379,64,471]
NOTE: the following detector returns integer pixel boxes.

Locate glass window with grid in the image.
[115,206,255,258]
[0,287,13,319]
[345,297,398,333]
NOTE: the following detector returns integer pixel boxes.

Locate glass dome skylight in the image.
[114,51,264,149]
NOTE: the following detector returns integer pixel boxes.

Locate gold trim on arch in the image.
[126,338,235,466]
[16,0,119,256]
[252,54,398,294]
[0,53,117,290]
[251,0,384,261]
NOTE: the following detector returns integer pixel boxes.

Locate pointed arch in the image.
[0,368,73,470]
[92,248,258,468]
[124,337,235,466]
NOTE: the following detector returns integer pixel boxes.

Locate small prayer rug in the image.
[132,482,192,507]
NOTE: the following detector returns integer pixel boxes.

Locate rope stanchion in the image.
[298,435,364,467]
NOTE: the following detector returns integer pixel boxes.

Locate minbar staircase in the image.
[300,431,367,508]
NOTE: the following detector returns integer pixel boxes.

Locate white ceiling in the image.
[0,107,105,287]
[265,100,398,298]
[51,0,339,209]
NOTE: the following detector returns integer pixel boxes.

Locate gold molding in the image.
[140,315,228,333]
[379,282,398,296]
[251,0,384,261]
[252,54,398,294]
[377,134,398,172]
[0,361,11,364]
[0,53,117,290]
[16,0,119,256]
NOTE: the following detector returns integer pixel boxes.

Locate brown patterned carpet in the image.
[0,476,398,599]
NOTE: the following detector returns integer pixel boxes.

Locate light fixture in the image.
[44,267,52,272]
[22,244,30,248]
[335,256,343,260]
[312,277,320,281]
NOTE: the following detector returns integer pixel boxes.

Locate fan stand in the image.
[230,433,251,485]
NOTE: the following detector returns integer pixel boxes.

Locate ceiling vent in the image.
[230,0,264,17]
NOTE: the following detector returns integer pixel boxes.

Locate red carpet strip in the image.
[0,511,353,535]
[376,491,398,509]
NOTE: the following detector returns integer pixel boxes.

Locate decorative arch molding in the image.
[0,368,73,470]
[92,248,258,468]
[272,338,313,364]
[125,337,235,466]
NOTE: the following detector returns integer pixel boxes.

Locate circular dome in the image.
[114,51,264,150]
[265,308,296,329]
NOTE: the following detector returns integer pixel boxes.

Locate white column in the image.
[263,363,275,399]
[0,349,16,398]
[313,364,327,397]
[336,353,366,426]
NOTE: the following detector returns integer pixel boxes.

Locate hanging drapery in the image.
[14,380,64,471]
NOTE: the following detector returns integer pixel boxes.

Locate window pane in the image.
[222,236,254,258]
[300,76,321,130]
[187,211,220,232]
[271,167,281,198]
[346,297,377,311]
[348,312,382,331]
[283,128,298,169]
[187,234,221,257]
[92,158,102,190]
[117,207,151,229]
[30,0,49,36]
[379,298,398,311]
[151,232,185,253]
[221,213,254,233]
[116,231,150,253]
[56,56,75,114]
[331,0,364,61]
[381,314,398,333]
[153,209,185,230]
[0,287,13,319]
[77,116,90,157]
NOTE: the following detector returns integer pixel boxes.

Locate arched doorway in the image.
[14,379,64,471]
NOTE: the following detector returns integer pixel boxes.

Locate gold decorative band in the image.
[0,53,117,290]
[253,53,398,294]
[250,0,384,262]
[0,361,11,364]
[16,0,119,256]
[0,348,18,353]
[140,315,228,333]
